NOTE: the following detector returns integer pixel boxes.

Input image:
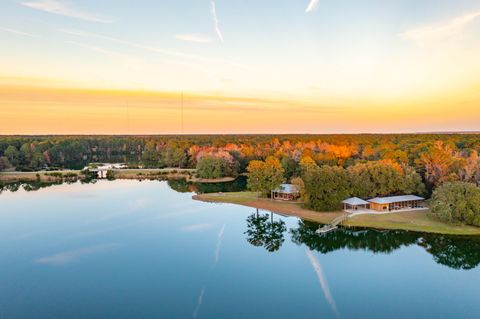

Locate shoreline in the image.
[0,169,236,184]
[193,192,480,236]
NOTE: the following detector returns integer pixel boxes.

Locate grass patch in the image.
[345,211,480,235]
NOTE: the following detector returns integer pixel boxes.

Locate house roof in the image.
[368,195,425,204]
[342,197,369,206]
[272,184,299,194]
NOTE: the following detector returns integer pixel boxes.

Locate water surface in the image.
[0,180,479,319]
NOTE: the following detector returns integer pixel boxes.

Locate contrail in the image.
[0,27,40,38]
[305,0,320,13]
[305,249,339,317]
[211,1,224,42]
[214,224,226,265]
[192,287,206,319]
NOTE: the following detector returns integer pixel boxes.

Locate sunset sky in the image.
[1,0,480,134]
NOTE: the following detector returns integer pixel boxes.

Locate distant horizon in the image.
[1,130,480,137]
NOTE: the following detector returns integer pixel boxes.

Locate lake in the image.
[0,180,479,319]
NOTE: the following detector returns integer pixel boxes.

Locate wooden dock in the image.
[315,213,350,234]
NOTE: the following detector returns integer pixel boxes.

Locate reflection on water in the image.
[418,235,480,270]
[305,249,339,317]
[1,175,247,195]
[4,179,479,271]
[244,210,287,252]
[243,215,480,270]
[1,179,479,319]
[288,220,480,270]
[0,179,96,194]
[168,176,247,194]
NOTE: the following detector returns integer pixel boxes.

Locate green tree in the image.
[30,152,46,168]
[303,165,350,211]
[4,146,19,166]
[0,156,12,171]
[246,156,284,197]
[281,156,299,180]
[196,156,223,179]
[429,182,480,226]
[347,161,425,198]
[20,143,33,164]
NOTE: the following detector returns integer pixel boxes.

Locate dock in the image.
[315,213,350,234]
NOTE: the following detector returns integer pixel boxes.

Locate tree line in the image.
[2,134,480,185]
[2,134,480,226]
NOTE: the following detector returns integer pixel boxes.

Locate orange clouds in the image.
[1,80,479,134]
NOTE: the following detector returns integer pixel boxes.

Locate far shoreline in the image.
[0,169,237,184]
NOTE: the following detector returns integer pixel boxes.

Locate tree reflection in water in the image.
[288,220,480,270]
[244,209,287,252]
[418,235,480,270]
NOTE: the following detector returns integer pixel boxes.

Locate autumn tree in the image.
[417,141,455,187]
[246,156,284,197]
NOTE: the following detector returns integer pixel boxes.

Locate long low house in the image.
[343,195,425,213]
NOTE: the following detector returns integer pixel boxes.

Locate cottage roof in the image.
[272,184,299,194]
[342,197,369,206]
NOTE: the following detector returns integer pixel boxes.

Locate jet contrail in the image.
[214,224,226,265]
[305,249,339,317]
[305,0,320,13]
[192,287,206,319]
[211,1,224,42]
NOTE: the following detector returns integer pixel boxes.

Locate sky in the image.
[0,0,480,134]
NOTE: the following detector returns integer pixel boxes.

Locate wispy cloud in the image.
[175,34,212,43]
[401,11,480,44]
[180,223,214,232]
[35,243,119,266]
[211,1,224,42]
[21,0,112,23]
[305,0,320,13]
[192,287,206,319]
[0,27,40,38]
[129,198,148,211]
[66,41,145,69]
[60,29,248,69]
[213,224,226,265]
[305,249,339,317]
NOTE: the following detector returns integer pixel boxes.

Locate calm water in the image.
[0,180,479,319]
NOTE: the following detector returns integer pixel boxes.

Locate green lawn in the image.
[194,191,259,204]
[345,211,480,235]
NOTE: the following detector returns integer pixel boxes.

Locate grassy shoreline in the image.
[193,192,480,235]
[0,169,235,183]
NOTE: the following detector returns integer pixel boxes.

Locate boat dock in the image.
[315,213,350,234]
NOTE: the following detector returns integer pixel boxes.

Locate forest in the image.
[1,134,480,224]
